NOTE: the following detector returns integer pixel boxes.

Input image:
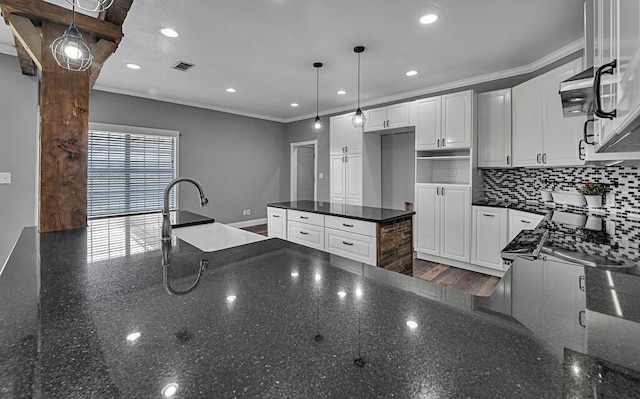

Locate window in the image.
[88,124,178,218]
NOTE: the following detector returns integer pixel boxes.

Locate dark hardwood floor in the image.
[241,224,501,297]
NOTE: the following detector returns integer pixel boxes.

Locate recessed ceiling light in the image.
[291,103,299,107]
[291,272,299,277]
[405,70,419,77]
[226,88,237,93]
[337,90,346,95]
[126,63,141,70]
[126,332,141,341]
[160,28,179,38]
[337,291,347,298]
[406,320,418,329]
[420,14,438,24]
[226,295,237,302]
[161,383,179,398]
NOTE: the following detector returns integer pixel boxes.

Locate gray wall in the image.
[89,91,289,224]
[381,132,415,210]
[0,54,38,268]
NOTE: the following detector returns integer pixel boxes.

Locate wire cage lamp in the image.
[50,4,93,72]
[351,46,366,128]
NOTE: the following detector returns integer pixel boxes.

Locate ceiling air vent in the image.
[171,61,195,72]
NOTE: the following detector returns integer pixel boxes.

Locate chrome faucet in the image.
[161,177,209,247]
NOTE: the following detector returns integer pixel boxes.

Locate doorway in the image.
[290,140,317,202]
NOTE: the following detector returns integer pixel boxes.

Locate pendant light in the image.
[66,0,114,12]
[312,62,323,133]
[50,4,93,72]
[351,46,366,128]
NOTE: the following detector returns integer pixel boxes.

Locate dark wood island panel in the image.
[377,216,413,276]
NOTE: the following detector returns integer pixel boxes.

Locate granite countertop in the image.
[267,200,415,223]
[474,200,640,268]
[2,211,640,397]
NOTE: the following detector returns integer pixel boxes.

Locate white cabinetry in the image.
[508,210,545,241]
[416,184,470,262]
[478,89,512,168]
[415,90,474,150]
[329,113,363,155]
[267,207,287,239]
[471,206,508,271]
[325,216,377,266]
[512,59,585,167]
[286,210,325,250]
[330,153,363,206]
[364,102,411,132]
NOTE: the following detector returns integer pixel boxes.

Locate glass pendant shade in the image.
[352,108,366,128]
[66,0,114,12]
[50,26,93,71]
[313,116,323,133]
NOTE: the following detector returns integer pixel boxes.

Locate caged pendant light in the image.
[312,62,323,133]
[50,4,93,71]
[66,0,114,13]
[351,46,366,128]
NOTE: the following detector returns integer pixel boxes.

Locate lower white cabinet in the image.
[471,206,508,271]
[416,184,471,262]
[330,153,363,206]
[288,220,325,251]
[508,209,545,241]
[267,207,287,239]
[325,228,376,266]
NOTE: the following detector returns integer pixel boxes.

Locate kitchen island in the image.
[2,210,640,397]
[267,200,415,275]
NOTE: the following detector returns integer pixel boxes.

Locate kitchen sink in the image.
[172,222,269,252]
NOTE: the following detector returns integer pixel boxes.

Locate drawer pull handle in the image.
[578,310,586,328]
[579,275,585,291]
[342,241,354,246]
[521,220,531,224]
[342,223,354,227]
[272,214,280,218]
[482,213,494,217]
[300,231,309,235]
[300,216,309,219]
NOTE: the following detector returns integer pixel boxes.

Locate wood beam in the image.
[39,20,90,232]
[89,39,116,88]
[0,0,123,42]
[13,38,35,76]
[104,0,134,26]
[8,14,41,69]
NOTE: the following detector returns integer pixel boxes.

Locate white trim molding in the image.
[226,218,268,229]
[290,140,318,202]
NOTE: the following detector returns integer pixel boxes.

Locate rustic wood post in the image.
[39,21,90,232]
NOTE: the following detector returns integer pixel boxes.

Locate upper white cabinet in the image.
[478,89,512,168]
[364,102,411,132]
[416,184,470,262]
[512,59,585,167]
[416,90,474,150]
[329,113,363,155]
[593,0,640,151]
[471,206,508,271]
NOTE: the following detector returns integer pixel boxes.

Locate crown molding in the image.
[285,38,584,123]
[91,85,288,123]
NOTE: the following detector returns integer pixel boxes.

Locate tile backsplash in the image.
[482,166,640,215]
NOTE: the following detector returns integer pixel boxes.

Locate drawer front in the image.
[288,221,324,250]
[287,210,325,227]
[325,228,376,266]
[267,207,287,239]
[325,215,376,237]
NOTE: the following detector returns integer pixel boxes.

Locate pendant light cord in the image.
[357,52,361,109]
[71,4,76,27]
[316,67,320,116]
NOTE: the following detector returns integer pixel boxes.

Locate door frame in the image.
[290,140,318,202]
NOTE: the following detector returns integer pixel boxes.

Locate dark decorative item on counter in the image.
[578,182,605,208]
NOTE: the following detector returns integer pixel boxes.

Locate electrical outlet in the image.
[242,209,247,216]
[605,192,615,207]
[0,172,11,184]
[318,172,324,179]
[246,209,251,216]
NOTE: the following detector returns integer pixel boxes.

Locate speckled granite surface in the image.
[2,212,640,397]
[267,200,415,223]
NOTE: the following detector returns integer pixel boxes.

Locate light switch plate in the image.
[318,172,324,179]
[0,172,11,184]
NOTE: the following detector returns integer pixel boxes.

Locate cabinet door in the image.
[594,0,617,145]
[442,91,473,149]
[364,107,387,132]
[329,115,346,155]
[478,89,512,168]
[416,184,440,255]
[415,97,441,150]
[439,185,471,262]
[345,153,363,206]
[267,207,287,239]
[541,59,585,166]
[471,207,508,270]
[344,112,363,153]
[329,155,345,203]
[508,210,544,241]
[387,103,411,129]
[512,257,544,336]
[512,78,544,167]
[615,0,640,136]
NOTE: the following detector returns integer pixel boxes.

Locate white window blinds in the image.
[88,129,177,218]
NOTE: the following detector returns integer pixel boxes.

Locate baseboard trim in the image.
[226,218,267,229]
[416,252,506,278]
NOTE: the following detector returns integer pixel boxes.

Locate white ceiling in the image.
[0,0,586,122]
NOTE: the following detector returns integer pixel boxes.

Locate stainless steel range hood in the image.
[559,67,594,117]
